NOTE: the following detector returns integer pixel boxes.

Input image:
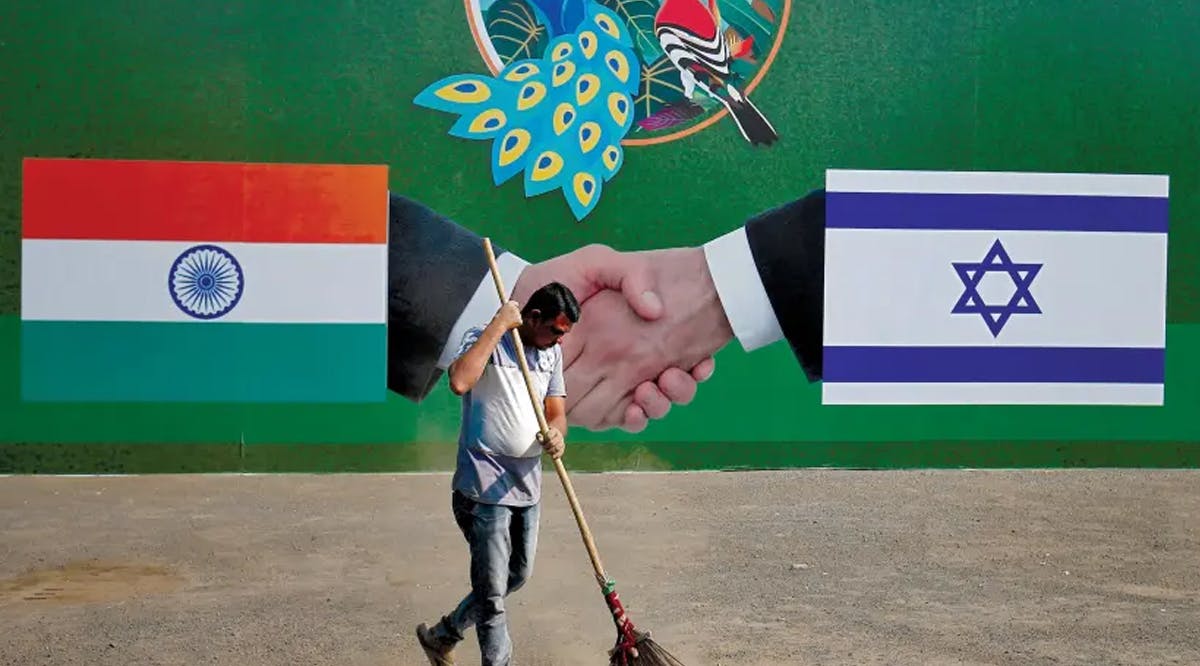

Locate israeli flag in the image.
[822,169,1169,405]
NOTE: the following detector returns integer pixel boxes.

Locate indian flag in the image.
[20,158,389,402]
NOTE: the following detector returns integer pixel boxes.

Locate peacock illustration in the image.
[413,0,641,221]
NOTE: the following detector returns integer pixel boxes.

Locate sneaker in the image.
[415,622,456,665]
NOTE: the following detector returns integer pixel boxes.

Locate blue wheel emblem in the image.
[168,244,244,320]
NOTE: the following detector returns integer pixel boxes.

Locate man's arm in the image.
[538,348,568,458]
[386,193,527,401]
[548,345,568,435]
[544,397,567,438]
[447,302,523,395]
[701,189,827,382]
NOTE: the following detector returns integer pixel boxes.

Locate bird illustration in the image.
[654,0,778,146]
[413,1,641,221]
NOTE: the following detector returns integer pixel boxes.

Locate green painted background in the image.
[2,0,1198,472]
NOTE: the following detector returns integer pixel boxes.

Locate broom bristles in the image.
[609,629,687,666]
[602,584,686,665]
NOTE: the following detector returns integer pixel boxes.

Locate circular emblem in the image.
[464,0,790,146]
[168,244,244,320]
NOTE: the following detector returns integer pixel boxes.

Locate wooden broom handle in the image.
[481,238,609,588]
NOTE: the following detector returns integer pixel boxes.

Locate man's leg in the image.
[507,500,540,596]
[427,492,484,643]
[425,492,478,651]
[471,498,517,666]
[419,492,485,664]
[430,492,515,666]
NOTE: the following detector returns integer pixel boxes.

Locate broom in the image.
[482,238,687,666]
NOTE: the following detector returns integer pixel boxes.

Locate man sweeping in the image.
[416,282,579,666]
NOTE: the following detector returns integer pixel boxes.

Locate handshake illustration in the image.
[386,190,826,432]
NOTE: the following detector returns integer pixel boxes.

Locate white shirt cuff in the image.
[702,226,784,352]
[436,250,530,369]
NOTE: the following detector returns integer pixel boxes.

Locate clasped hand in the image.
[536,427,565,459]
[513,244,734,433]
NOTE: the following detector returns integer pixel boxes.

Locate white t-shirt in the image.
[450,325,565,507]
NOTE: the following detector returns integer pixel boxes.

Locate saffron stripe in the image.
[22,158,388,243]
[822,346,1165,384]
[826,191,1169,233]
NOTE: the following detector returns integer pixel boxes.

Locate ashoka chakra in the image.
[168,244,244,320]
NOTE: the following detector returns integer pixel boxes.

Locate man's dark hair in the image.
[522,281,581,323]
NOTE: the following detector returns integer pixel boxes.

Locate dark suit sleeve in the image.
[386,193,511,401]
[742,189,827,383]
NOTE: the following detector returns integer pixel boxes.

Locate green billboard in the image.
[2,0,1197,472]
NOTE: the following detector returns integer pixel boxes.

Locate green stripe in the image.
[20,320,386,403]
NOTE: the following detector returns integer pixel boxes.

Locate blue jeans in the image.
[430,491,540,666]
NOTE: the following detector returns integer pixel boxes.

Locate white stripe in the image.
[21,239,385,323]
[823,228,1168,347]
[821,382,1163,405]
[826,169,1169,198]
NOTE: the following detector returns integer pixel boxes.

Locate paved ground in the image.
[1,470,1198,665]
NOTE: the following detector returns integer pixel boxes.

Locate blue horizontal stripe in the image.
[827,191,1169,233]
[823,346,1165,383]
[21,321,387,402]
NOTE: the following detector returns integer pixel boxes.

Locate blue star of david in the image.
[951,239,1043,337]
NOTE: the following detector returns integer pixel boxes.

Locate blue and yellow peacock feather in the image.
[413,1,640,221]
